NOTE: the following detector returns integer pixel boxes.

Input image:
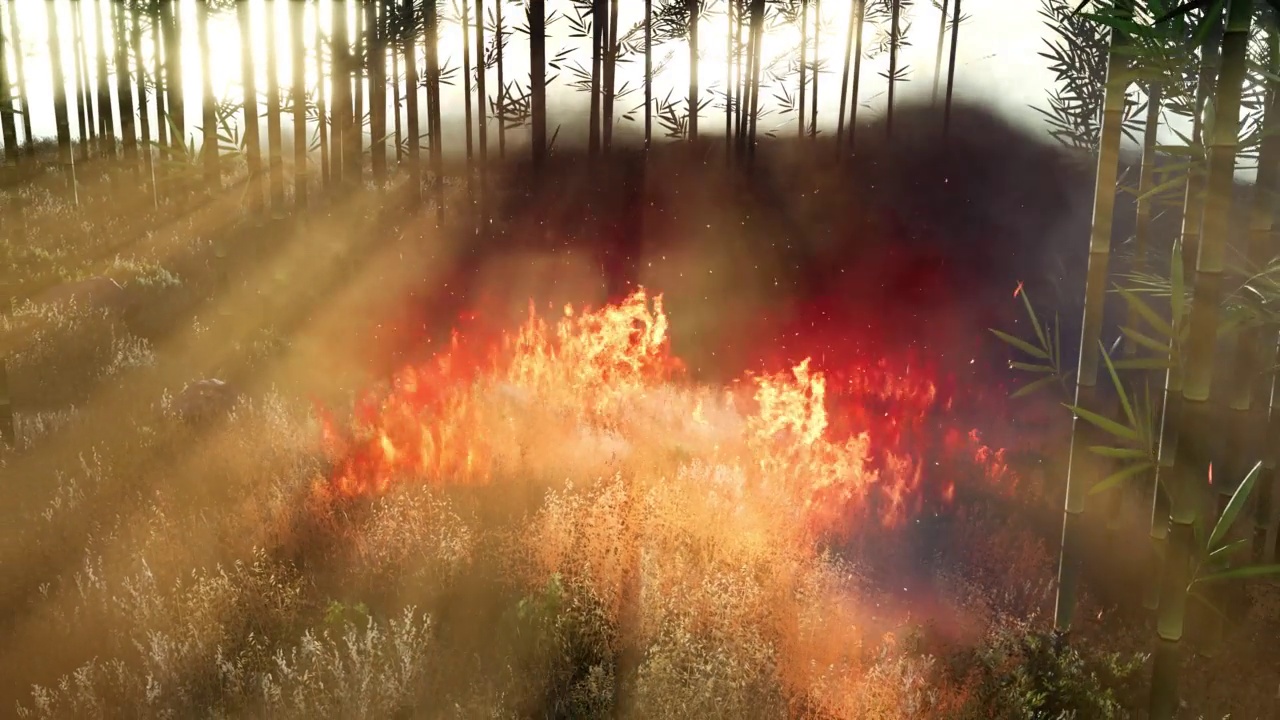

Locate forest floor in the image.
[0,149,1278,719]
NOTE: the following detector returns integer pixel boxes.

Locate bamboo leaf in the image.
[1011,375,1062,399]
[1208,537,1250,559]
[1121,326,1173,355]
[1088,446,1150,459]
[1192,564,1280,584]
[1208,461,1262,550]
[1066,403,1141,442]
[1118,288,1174,337]
[1011,362,1056,373]
[1089,462,1152,495]
[1099,340,1138,430]
[991,329,1050,360]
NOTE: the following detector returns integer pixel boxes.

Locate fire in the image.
[319,288,1018,537]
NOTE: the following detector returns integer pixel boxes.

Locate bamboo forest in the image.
[1,0,1279,717]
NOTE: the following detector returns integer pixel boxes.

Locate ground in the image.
[0,102,1277,719]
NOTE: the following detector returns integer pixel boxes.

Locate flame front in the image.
[319,288,1016,537]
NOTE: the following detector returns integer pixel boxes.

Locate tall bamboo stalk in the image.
[644,0,652,149]
[425,0,444,223]
[531,0,546,167]
[799,0,808,137]
[1053,0,1131,638]
[847,0,866,152]
[1146,9,1224,613]
[1234,21,1279,560]
[113,0,137,171]
[316,0,331,192]
[810,0,819,137]
[239,0,264,216]
[266,0,285,211]
[0,12,13,165]
[462,0,474,161]
[1151,2,1253,716]
[589,0,603,154]
[496,0,506,157]
[130,1,154,200]
[688,0,700,141]
[6,0,32,158]
[292,0,308,208]
[46,0,75,197]
[198,0,219,190]
[837,0,858,152]
[931,0,949,106]
[403,0,421,197]
[942,0,959,138]
[603,0,620,150]
[368,0,386,183]
[71,0,93,162]
[93,0,116,157]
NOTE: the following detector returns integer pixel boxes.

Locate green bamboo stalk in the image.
[1145,8,1225,613]
[1054,0,1132,638]
[1150,2,1254,716]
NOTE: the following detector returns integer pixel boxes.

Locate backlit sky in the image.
[9,0,1055,147]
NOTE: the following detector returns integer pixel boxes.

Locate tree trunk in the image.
[240,0,264,216]
[0,5,18,164]
[531,0,547,169]
[424,0,444,222]
[391,2,402,164]
[368,0,386,183]
[590,0,603,155]
[113,0,138,171]
[837,0,857,152]
[799,0,808,137]
[644,0,652,150]
[1053,0,1130,638]
[810,0,819,137]
[931,0,949,106]
[475,0,487,163]
[94,0,117,157]
[1132,82,1165,612]
[198,0,219,189]
[941,0,960,139]
[725,0,735,154]
[688,0,699,141]
[1150,3,1253,717]
[1145,9,1225,616]
[496,0,506,157]
[331,0,350,186]
[1238,26,1279,563]
[886,0,899,140]
[161,0,184,153]
[846,0,866,154]
[71,0,93,162]
[316,0,331,191]
[347,0,363,184]
[603,0,620,150]
[292,0,308,208]
[266,0,285,211]
[152,1,168,151]
[745,0,765,158]
[46,0,76,195]
[462,0,474,162]
[402,0,421,198]
[130,2,154,201]
[6,0,33,158]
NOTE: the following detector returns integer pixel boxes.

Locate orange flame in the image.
[319,288,1018,537]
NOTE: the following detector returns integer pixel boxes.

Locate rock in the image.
[172,378,239,423]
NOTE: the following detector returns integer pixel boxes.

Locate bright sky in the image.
[9,0,1054,144]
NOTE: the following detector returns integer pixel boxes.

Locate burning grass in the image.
[4,283,1101,719]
